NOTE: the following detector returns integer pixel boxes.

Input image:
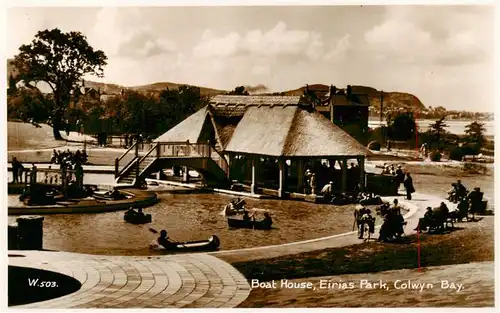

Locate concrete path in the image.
[213,192,447,263]
[8,251,250,309]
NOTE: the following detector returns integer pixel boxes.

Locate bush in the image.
[449,147,465,161]
[430,150,442,162]
[463,162,487,175]
[367,140,381,151]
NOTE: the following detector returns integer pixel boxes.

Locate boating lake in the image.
[8,189,362,255]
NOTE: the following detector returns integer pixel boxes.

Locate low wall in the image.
[8,189,158,215]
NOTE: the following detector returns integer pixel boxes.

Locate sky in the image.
[6,5,496,112]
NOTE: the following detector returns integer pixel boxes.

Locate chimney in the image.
[346,85,352,100]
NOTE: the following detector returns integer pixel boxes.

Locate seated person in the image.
[414,207,434,232]
[157,230,178,250]
[137,207,145,217]
[261,212,273,228]
[455,180,467,200]
[243,211,252,222]
[467,187,484,214]
[457,199,469,221]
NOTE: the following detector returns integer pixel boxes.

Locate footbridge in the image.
[114,141,229,187]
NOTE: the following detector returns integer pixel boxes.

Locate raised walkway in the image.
[8,251,250,308]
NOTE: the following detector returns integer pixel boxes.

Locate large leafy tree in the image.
[387,111,417,141]
[11,28,107,140]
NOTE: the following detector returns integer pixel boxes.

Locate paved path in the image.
[213,192,447,263]
[8,251,250,308]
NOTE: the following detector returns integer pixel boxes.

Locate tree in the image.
[464,121,486,152]
[7,87,53,127]
[228,86,249,95]
[427,117,448,148]
[387,112,417,141]
[11,28,107,140]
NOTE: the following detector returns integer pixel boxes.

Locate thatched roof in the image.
[156,95,370,157]
[154,106,208,142]
[282,108,370,157]
[225,106,370,157]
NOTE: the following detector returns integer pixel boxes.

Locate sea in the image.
[368,119,495,137]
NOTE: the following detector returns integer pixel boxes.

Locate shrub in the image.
[430,150,442,162]
[449,147,465,161]
[367,140,381,151]
[463,162,487,175]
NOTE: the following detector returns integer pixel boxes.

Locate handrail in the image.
[137,143,159,176]
[117,141,137,163]
[116,157,137,178]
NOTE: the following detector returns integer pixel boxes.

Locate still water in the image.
[8,192,360,256]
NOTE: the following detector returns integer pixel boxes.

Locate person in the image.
[358,208,373,239]
[395,165,405,190]
[467,187,484,216]
[455,180,467,201]
[403,172,415,200]
[393,209,406,238]
[414,207,435,232]
[137,207,145,217]
[11,157,20,183]
[304,169,312,194]
[243,211,252,222]
[390,164,396,175]
[310,173,317,195]
[51,150,58,164]
[30,163,38,185]
[447,183,458,202]
[157,230,178,250]
[75,162,84,189]
[261,212,273,228]
[321,181,333,200]
[457,198,470,221]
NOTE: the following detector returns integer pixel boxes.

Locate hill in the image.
[7,58,424,110]
[279,84,426,111]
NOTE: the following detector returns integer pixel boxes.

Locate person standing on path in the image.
[11,157,20,183]
[403,172,415,200]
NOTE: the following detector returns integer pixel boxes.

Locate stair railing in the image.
[137,143,159,176]
[115,140,138,178]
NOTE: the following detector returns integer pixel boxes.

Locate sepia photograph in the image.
[4,1,496,309]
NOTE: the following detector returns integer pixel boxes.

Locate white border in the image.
[2,1,499,313]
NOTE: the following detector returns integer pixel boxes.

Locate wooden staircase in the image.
[114,141,229,187]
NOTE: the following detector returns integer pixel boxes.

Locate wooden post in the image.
[278,158,286,198]
[297,159,304,193]
[251,156,257,194]
[114,158,119,177]
[182,167,189,183]
[341,159,348,193]
[156,143,160,158]
[359,156,365,192]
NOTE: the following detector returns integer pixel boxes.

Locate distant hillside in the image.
[280,84,426,111]
[8,58,424,110]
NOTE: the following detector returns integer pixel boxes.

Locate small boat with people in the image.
[124,207,152,224]
[150,229,220,252]
[227,211,273,230]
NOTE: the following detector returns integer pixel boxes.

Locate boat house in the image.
[153,95,371,198]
